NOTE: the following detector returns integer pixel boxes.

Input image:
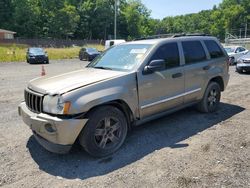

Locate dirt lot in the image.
[0,60,249,188]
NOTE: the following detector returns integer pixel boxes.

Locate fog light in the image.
[44,123,56,133]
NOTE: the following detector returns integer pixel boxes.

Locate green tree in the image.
[0,0,13,29]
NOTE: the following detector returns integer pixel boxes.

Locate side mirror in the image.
[143,59,165,74]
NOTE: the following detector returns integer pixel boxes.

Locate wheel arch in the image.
[209,76,224,91]
[84,99,135,130]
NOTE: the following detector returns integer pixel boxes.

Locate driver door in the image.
[137,42,185,118]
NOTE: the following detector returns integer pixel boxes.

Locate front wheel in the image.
[236,67,243,73]
[79,106,128,157]
[196,82,221,113]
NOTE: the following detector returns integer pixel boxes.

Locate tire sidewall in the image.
[79,106,128,157]
[203,82,221,113]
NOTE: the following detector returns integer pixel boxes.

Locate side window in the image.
[150,43,180,69]
[235,48,241,53]
[204,40,224,59]
[182,41,207,64]
[239,47,246,52]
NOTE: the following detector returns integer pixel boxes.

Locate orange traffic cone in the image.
[41,65,46,76]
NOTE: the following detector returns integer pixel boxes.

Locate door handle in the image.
[172,72,183,78]
[203,65,211,70]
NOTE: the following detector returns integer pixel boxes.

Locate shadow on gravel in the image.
[26,102,244,180]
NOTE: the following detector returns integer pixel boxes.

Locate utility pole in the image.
[114,0,117,39]
[245,22,248,38]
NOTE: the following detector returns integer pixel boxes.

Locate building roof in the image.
[0,29,16,34]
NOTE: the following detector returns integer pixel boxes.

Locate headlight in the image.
[237,59,243,64]
[43,95,71,114]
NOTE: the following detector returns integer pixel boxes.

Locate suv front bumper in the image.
[18,102,88,154]
[236,63,250,72]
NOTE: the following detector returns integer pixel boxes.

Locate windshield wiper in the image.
[94,66,113,70]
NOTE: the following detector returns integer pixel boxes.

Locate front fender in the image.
[75,86,130,113]
[63,73,139,118]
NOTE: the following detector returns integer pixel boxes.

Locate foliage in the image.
[0,0,249,40]
[160,0,250,40]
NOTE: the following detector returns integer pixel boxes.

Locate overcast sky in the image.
[141,0,223,19]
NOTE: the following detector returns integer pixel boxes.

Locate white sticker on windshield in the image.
[130,48,147,54]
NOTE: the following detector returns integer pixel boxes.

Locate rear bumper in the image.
[223,74,230,90]
[18,102,88,154]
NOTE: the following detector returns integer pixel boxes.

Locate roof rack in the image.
[172,33,211,38]
[133,33,211,41]
[133,34,173,41]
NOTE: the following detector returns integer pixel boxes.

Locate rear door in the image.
[137,42,185,118]
[181,40,210,103]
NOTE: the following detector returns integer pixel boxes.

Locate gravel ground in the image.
[0,60,249,188]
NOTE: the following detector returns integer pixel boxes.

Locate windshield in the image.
[87,44,152,71]
[224,47,234,53]
[29,48,45,55]
[87,48,98,53]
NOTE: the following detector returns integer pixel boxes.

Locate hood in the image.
[241,54,250,61]
[227,52,235,56]
[29,53,46,56]
[241,57,250,62]
[28,68,126,95]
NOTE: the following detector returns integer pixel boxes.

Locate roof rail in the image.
[133,33,211,41]
[172,33,211,38]
[133,34,173,41]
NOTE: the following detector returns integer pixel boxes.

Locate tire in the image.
[236,67,243,73]
[79,106,128,157]
[196,82,221,113]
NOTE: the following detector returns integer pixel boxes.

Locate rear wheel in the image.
[197,82,221,113]
[79,106,128,157]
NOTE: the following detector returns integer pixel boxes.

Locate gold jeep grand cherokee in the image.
[19,34,230,157]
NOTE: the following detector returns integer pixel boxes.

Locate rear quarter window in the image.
[204,40,224,59]
[182,41,207,64]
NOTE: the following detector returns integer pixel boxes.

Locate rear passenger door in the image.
[181,40,210,104]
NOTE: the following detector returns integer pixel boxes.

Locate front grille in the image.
[34,55,45,62]
[24,90,43,113]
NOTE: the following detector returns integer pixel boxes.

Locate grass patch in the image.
[245,43,250,49]
[0,43,104,62]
